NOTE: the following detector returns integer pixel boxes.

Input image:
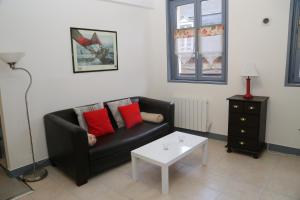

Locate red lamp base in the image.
[243,77,253,99]
[243,93,253,99]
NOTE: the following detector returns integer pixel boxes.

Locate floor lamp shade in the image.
[0,52,25,65]
[240,64,259,99]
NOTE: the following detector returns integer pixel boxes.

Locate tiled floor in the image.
[20,139,300,200]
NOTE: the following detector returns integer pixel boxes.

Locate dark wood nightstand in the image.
[227,95,269,158]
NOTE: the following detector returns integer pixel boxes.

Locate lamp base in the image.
[243,77,254,99]
[243,94,253,99]
[21,168,48,182]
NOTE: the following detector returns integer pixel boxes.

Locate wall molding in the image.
[7,159,50,177]
[175,127,227,141]
[98,0,154,9]
[268,143,300,156]
[175,127,300,156]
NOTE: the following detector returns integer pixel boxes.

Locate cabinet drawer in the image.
[229,101,244,113]
[228,126,258,139]
[229,113,259,127]
[245,102,260,115]
[229,137,258,151]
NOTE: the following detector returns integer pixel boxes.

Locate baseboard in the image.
[175,127,300,156]
[8,159,50,177]
[268,144,300,156]
[175,127,227,141]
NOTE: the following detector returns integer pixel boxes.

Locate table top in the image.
[131,131,208,166]
[227,95,269,102]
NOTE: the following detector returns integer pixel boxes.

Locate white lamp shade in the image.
[0,52,25,64]
[240,63,259,77]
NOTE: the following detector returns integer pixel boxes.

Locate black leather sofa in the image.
[44,97,174,186]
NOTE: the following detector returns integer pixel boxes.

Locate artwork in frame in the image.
[70,27,118,73]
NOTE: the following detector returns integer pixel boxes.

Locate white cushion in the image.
[107,98,132,128]
[88,134,97,146]
[141,112,164,123]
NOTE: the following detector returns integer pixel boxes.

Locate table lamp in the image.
[0,52,48,182]
[240,64,259,99]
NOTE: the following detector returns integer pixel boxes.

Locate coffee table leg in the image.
[161,166,169,194]
[202,141,208,165]
[132,155,138,180]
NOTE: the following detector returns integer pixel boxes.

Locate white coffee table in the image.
[131,131,208,194]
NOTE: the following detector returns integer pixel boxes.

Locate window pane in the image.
[199,25,224,76]
[177,53,196,75]
[174,28,195,76]
[174,29,195,53]
[202,14,222,26]
[201,0,222,16]
[199,25,224,53]
[202,53,222,75]
[200,35,223,53]
[177,4,194,29]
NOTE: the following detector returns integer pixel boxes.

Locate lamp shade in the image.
[240,63,259,77]
[0,52,25,64]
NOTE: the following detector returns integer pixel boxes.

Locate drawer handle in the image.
[240,117,247,122]
[233,105,239,109]
[241,129,246,133]
[249,106,255,110]
[239,141,245,146]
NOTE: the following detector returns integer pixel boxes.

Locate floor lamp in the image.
[0,52,47,182]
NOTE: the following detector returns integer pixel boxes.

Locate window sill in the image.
[285,82,300,87]
[168,79,227,85]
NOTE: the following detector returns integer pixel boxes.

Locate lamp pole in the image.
[5,62,47,182]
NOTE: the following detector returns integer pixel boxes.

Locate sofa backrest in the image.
[51,108,79,125]
[49,97,140,129]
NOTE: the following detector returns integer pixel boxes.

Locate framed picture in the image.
[70,27,118,73]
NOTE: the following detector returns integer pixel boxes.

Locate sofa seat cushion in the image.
[89,122,169,161]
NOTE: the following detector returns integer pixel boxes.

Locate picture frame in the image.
[70,27,118,73]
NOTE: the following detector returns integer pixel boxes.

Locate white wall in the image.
[148,0,300,149]
[98,0,154,8]
[0,0,151,170]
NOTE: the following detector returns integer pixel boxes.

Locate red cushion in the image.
[118,103,143,128]
[83,108,114,137]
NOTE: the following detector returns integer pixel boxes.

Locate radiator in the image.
[172,97,208,132]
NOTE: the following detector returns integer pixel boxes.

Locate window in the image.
[286,0,300,85]
[167,0,227,83]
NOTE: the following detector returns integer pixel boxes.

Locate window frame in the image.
[286,0,300,86]
[166,0,228,84]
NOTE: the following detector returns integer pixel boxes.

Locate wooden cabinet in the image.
[227,95,269,158]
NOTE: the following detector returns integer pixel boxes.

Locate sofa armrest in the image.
[138,97,175,132]
[44,114,89,186]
